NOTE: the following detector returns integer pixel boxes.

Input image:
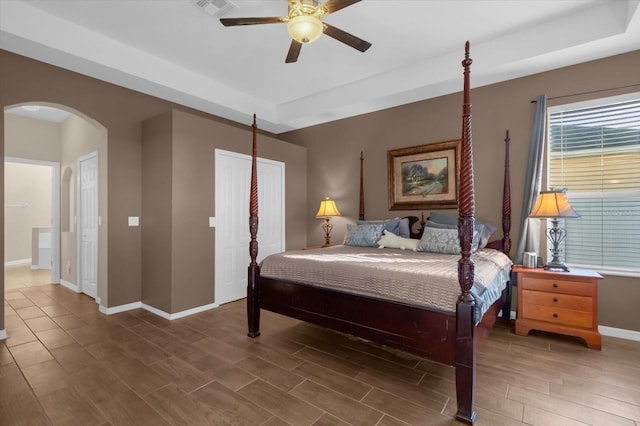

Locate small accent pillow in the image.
[344,223,385,247]
[377,230,419,251]
[417,227,461,254]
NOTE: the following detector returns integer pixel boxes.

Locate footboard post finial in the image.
[248,113,261,338]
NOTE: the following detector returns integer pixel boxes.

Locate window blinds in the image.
[548,98,640,273]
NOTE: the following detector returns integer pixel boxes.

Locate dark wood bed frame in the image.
[246,42,512,424]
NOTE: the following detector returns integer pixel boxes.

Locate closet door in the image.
[215,149,284,304]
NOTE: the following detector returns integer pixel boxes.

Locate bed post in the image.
[502,130,512,256]
[500,130,513,321]
[359,151,365,221]
[247,114,261,338]
[456,41,477,424]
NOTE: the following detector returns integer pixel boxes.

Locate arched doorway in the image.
[3,102,108,312]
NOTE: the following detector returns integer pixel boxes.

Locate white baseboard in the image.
[99,301,142,315]
[4,258,31,267]
[60,279,80,293]
[142,302,219,320]
[0,329,6,340]
[98,300,219,320]
[599,325,640,342]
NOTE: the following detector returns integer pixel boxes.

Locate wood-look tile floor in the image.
[4,263,52,291]
[2,283,640,425]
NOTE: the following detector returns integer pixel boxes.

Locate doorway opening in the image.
[4,159,60,290]
[3,103,107,308]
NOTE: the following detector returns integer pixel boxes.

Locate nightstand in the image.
[513,266,603,349]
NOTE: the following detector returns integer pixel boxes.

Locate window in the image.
[547,94,640,276]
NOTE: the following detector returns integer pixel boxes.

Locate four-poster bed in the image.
[246,42,512,424]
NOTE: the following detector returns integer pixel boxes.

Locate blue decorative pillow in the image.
[475,222,496,249]
[344,223,385,247]
[427,212,458,226]
[425,219,456,229]
[417,227,461,254]
[397,218,411,238]
[427,213,496,250]
[358,218,411,238]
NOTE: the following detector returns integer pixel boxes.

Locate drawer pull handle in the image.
[552,283,559,288]
[553,298,558,303]
[553,313,558,318]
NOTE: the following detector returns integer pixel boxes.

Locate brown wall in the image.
[141,111,174,312]
[169,109,307,312]
[1,47,637,334]
[280,50,640,332]
[141,109,307,313]
[0,50,307,331]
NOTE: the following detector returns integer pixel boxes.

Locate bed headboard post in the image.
[455,41,477,424]
[247,114,261,337]
[502,130,512,256]
[359,151,365,221]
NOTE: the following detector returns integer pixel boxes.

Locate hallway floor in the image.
[4,263,52,291]
[2,282,640,425]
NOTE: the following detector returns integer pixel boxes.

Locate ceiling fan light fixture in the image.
[287,14,323,44]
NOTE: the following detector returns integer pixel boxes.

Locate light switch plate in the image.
[128,216,139,227]
[209,217,216,227]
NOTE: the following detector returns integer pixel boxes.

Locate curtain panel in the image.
[515,94,547,264]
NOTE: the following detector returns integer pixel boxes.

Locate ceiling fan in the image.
[220,0,371,63]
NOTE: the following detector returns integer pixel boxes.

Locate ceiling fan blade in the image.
[323,23,371,52]
[220,17,287,26]
[285,40,302,63]
[321,0,361,15]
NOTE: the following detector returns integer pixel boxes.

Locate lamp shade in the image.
[316,197,341,218]
[529,190,580,219]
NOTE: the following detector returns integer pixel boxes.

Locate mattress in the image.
[260,245,512,321]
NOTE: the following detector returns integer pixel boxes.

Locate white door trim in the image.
[4,156,60,284]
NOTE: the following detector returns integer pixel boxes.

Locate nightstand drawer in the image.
[520,277,592,296]
[522,290,592,311]
[521,304,592,328]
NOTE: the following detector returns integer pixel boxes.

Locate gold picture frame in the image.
[387,139,461,210]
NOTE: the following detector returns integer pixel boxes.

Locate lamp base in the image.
[545,261,570,272]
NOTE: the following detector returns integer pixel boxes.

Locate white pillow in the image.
[377,230,419,251]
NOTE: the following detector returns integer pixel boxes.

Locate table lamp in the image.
[316,197,341,246]
[529,189,580,271]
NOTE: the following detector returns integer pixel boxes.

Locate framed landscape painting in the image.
[387,139,461,210]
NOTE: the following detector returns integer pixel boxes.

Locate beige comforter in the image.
[260,245,512,319]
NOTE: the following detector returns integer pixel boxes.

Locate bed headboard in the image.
[359,134,511,257]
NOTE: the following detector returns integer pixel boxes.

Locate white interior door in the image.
[215,149,284,305]
[78,153,98,299]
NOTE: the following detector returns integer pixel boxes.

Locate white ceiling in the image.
[1,0,639,134]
